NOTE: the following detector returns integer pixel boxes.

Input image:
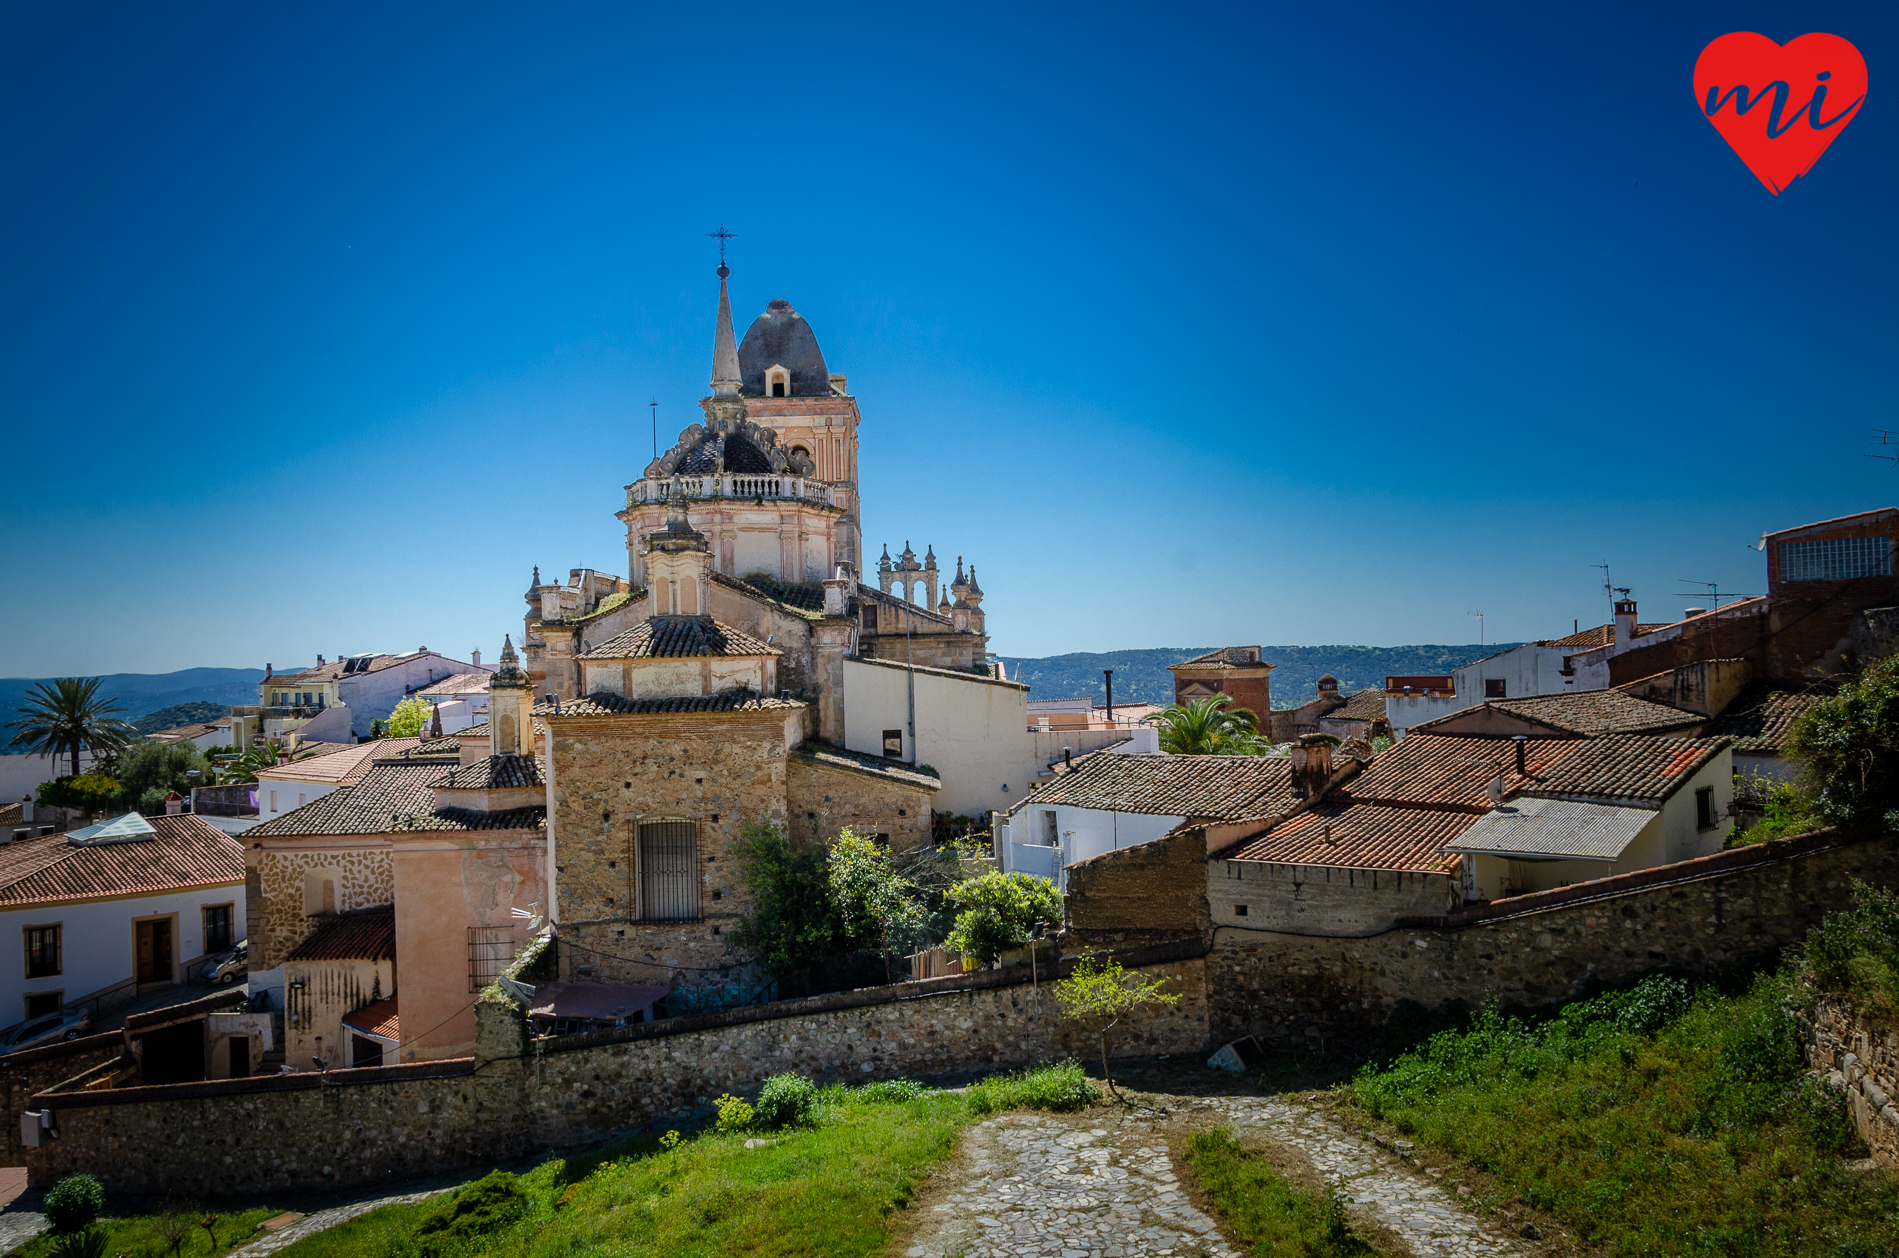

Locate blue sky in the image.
[2,1,1895,675]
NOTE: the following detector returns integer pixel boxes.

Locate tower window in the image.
[765,365,791,397]
[773,381,786,397]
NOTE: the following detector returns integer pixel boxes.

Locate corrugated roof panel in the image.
[1446,798,1653,859]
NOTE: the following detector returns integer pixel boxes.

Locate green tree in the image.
[227,740,308,785]
[1787,655,1899,829]
[944,870,1062,969]
[828,829,926,978]
[1052,953,1181,1100]
[37,773,123,820]
[1141,695,1275,755]
[6,678,137,778]
[115,740,212,815]
[732,821,840,979]
[384,696,435,739]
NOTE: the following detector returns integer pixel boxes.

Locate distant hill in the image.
[0,668,263,753]
[998,645,1521,710]
[132,701,234,736]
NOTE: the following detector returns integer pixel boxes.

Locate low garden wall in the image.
[1803,995,1899,1167]
[26,942,1209,1194]
[1209,828,1899,1048]
[0,1032,125,1167]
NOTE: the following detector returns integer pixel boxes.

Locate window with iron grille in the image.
[24,926,59,979]
[638,820,700,921]
[1485,679,1507,698]
[468,926,515,992]
[1780,536,1892,582]
[203,904,233,954]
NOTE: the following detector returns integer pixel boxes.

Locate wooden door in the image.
[136,919,173,983]
[229,1035,249,1078]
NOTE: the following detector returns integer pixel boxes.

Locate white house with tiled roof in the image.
[0,812,245,1035]
[230,648,490,750]
[252,738,425,823]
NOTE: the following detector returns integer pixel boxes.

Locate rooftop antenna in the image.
[1467,609,1485,647]
[1679,578,1762,612]
[650,399,658,462]
[1591,563,1613,620]
[1868,430,1898,465]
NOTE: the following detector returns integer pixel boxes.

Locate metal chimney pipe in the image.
[1513,735,1527,778]
[1103,669,1114,723]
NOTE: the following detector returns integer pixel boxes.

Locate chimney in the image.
[316,654,325,665]
[163,792,184,816]
[472,648,482,667]
[19,797,31,824]
[1614,598,1639,647]
[1513,735,1528,779]
[1294,735,1334,797]
[265,663,273,679]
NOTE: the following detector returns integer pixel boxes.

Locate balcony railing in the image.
[628,475,836,508]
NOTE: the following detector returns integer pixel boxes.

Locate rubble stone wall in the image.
[1065,828,1209,948]
[252,845,394,969]
[1208,830,1899,1047]
[0,1033,124,1166]
[785,753,934,851]
[1803,996,1899,1167]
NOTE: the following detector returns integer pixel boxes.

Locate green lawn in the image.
[273,1063,1094,1258]
[1345,972,1899,1258]
[1182,1129,1389,1258]
[18,1204,288,1258]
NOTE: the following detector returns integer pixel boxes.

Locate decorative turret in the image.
[899,541,918,572]
[923,545,937,571]
[711,261,741,397]
[644,479,712,618]
[950,556,969,604]
[488,636,536,757]
[964,565,984,603]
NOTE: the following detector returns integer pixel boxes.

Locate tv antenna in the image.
[650,400,659,462]
[1591,563,1614,618]
[1467,609,1485,647]
[1868,430,1898,466]
[1679,579,1761,611]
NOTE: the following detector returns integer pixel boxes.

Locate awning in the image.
[528,981,668,1022]
[341,997,400,1045]
[1446,798,1654,861]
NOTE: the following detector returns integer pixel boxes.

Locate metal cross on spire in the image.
[706,223,737,272]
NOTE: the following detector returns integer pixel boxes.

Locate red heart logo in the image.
[1694,32,1866,194]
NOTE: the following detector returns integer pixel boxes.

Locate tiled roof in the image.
[793,742,941,791]
[0,803,24,828]
[434,755,543,789]
[536,692,802,716]
[1340,734,1580,811]
[1017,753,1294,821]
[247,762,546,838]
[1227,803,1471,873]
[714,572,826,613]
[0,814,243,908]
[1709,680,1836,754]
[1448,798,1653,860]
[453,722,491,738]
[1538,622,1673,649]
[1328,689,1389,722]
[341,997,400,1041]
[1172,647,1270,670]
[1517,736,1726,806]
[257,739,424,785]
[390,737,462,759]
[149,722,221,742]
[288,907,396,962]
[270,655,399,685]
[1414,689,1702,738]
[416,672,494,697]
[579,617,779,660]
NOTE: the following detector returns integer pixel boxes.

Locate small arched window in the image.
[766,365,790,397]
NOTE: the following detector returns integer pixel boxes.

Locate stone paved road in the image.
[903,1093,1528,1258]
[225,1182,459,1258]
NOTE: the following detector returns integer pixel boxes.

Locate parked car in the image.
[203,939,248,985]
[0,1011,93,1053]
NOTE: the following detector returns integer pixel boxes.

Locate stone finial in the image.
[878,545,892,573]
[429,704,443,739]
[965,565,984,601]
[923,545,937,571]
[500,635,517,664]
[712,265,741,396]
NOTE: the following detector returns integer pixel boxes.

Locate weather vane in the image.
[707,223,737,273]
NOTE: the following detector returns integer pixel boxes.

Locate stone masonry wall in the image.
[0,1032,124,1166]
[28,945,1207,1193]
[253,845,394,970]
[785,753,933,851]
[1803,996,1899,1168]
[1065,828,1209,949]
[1209,830,1899,1048]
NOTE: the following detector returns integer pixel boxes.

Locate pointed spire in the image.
[966,565,983,599]
[923,545,937,570]
[500,634,517,664]
[711,262,741,396]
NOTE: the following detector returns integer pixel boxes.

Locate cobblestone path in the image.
[225,1182,458,1258]
[903,1092,1528,1258]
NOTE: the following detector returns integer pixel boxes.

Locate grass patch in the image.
[16,1203,287,1258]
[1183,1129,1385,1257]
[1346,971,1899,1257]
[275,1067,1088,1258]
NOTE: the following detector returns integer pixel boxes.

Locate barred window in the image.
[638,820,700,921]
[468,926,514,992]
[25,926,59,979]
[1780,536,1891,582]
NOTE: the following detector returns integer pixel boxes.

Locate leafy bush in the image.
[413,1171,528,1245]
[1786,655,1899,828]
[855,1077,929,1103]
[967,1060,1097,1114]
[732,822,841,978]
[1804,880,1899,1009]
[944,871,1061,968]
[714,1092,756,1133]
[753,1073,819,1129]
[36,774,121,817]
[114,740,210,816]
[828,830,925,954]
[1184,1129,1376,1256]
[48,1226,109,1258]
[1733,781,1823,845]
[43,1173,104,1234]
[383,695,435,739]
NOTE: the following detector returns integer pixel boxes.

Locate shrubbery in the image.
[967,1060,1096,1114]
[43,1173,104,1234]
[412,1171,528,1247]
[753,1073,820,1129]
[943,871,1061,968]
[1804,880,1899,1011]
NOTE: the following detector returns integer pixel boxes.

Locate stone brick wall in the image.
[1208,829,1899,1048]
[1207,861,1459,936]
[1803,996,1899,1167]
[0,1032,124,1166]
[28,944,1207,1193]
[1065,828,1209,948]
[253,845,394,969]
[785,752,933,850]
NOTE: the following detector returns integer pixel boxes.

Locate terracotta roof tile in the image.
[537,692,802,716]
[434,755,543,789]
[1413,689,1702,738]
[1228,803,1472,873]
[1171,646,1270,670]
[0,814,243,908]
[1517,736,1727,806]
[579,617,778,660]
[258,739,426,785]
[1329,689,1389,722]
[1017,753,1294,820]
[1340,734,1581,811]
[1538,622,1672,649]
[288,907,395,962]
[415,672,494,697]
[248,763,545,838]
[1708,680,1837,754]
[341,997,400,1041]
[793,742,941,791]
[713,572,826,613]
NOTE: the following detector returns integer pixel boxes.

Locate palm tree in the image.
[1141,694,1277,755]
[6,678,138,777]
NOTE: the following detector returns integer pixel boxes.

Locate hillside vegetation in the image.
[1001,644,1518,709]
[131,701,232,734]
[0,668,262,752]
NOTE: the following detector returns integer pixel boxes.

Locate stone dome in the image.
[738,299,831,397]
